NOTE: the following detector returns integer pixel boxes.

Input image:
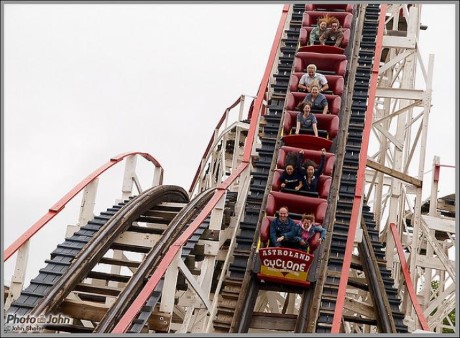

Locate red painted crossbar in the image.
[4,152,162,261]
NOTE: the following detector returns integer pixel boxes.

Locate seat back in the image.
[298,26,314,46]
[294,52,347,76]
[282,110,297,135]
[285,92,341,115]
[272,169,283,191]
[277,146,335,176]
[266,191,328,224]
[260,216,273,244]
[316,114,339,139]
[305,4,354,13]
[317,175,332,199]
[282,134,333,152]
[302,11,353,28]
[289,72,344,96]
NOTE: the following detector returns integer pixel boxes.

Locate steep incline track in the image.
[308,4,408,333]
[212,4,306,332]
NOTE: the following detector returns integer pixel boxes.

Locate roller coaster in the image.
[3,3,456,334]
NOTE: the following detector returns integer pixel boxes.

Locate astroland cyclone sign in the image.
[259,247,314,282]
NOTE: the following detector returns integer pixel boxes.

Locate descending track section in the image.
[6,198,134,317]
[231,3,353,332]
[306,4,409,333]
[6,185,222,333]
[211,3,410,334]
[211,4,306,332]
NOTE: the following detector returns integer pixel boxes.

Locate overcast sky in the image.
[2,3,457,285]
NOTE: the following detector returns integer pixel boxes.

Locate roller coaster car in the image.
[286,92,342,115]
[283,110,339,140]
[289,72,344,95]
[256,216,322,288]
[304,4,354,13]
[272,169,331,199]
[298,27,350,49]
[277,146,335,176]
[302,11,353,29]
[294,52,347,77]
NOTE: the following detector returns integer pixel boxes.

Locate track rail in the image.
[4,185,214,333]
[309,4,408,333]
[29,185,189,318]
[6,199,132,317]
[94,188,215,332]
[211,4,308,332]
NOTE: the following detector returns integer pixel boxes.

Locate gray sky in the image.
[2,3,457,285]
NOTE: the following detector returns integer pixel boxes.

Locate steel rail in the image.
[4,152,162,261]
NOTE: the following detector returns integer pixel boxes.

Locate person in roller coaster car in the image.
[319,18,344,48]
[297,64,329,93]
[269,206,303,248]
[295,214,327,253]
[300,148,326,193]
[295,102,318,137]
[309,17,329,46]
[297,83,329,114]
[279,152,305,192]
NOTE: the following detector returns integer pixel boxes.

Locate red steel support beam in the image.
[112,4,290,333]
[390,223,430,331]
[4,152,162,261]
[331,4,387,332]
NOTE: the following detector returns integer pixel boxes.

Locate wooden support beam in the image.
[113,230,161,248]
[344,297,376,319]
[343,314,378,326]
[60,299,170,332]
[98,256,140,268]
[250,312,297,331]
[74,282,122,297]
[366,158,422,187]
